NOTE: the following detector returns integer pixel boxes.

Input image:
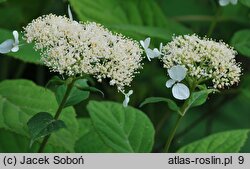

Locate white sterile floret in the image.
[140,37,150,50]
[121,90,133,107]
[168,65,187,82]
[140,37,162,61]
[161,34,241,89]
[23,14,143,91]
[219,0,238,6]
[166,65,190,100]
[67,5,73,21]
[0,30,19,54]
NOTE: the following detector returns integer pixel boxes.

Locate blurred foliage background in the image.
[0,0,250,152]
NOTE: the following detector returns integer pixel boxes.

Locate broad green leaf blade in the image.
[187,89,217,108]
[140,97,180,113]
[0,80,78,152]
[69,0,192,40]
[240,74,250,99]
[45,76,65,89]
[87,101,155,153]
[0,0,6,3]
[0,28,41,64]
[240,0,250,7]
[75,118,113,153]
[75,128,113,153]
[109,25,173,41]
[177,129,250,153]
[0,129,29,152]
[56,79,90,107]
[231,29,250,57]
[27,112,66,145]
[76,118,92,139]
[0,129,65,153]
[75,84,104,97]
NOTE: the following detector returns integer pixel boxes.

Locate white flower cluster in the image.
[161,34,241,89]
[23,14,143,91]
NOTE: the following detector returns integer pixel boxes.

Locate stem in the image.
[37,78,75,153]
[162,101,191,153]
[207,7,221,37]
[54,80,75,120]
[175,111,210,140]
[163,81,197,153]
[163,114,183,153]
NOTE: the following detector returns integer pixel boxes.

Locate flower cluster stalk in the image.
[163,83,197,153]
[38,79,75,153]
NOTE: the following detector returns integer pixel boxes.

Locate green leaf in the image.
[0,80,78,152]
[187,89,217,108]
[0,129,65,153]
[75,118,92,139]
[87,101,155,153]
[69,0,192,40]
[231,29,250,57]
[75,84,104,97]
[0,0,6,3]
[197,84,207,90]
[74,118,113,153]
[240,0,250,7]
[0,28,41,64]
[140,97,180,113]
[27,112,66,145]
[240,74,250,99]
[75,128,113,153]
[56,79,90,107]
[0,129,29,152]
[177,129,250,153]
[109,25,173,41]
[45,76,65,89]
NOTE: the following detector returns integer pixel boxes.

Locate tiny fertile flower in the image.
[166,65,190,100]
[121,90,133,107]
[140,37,162,61]
[219,0,238,6]
[0,30,19,54]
